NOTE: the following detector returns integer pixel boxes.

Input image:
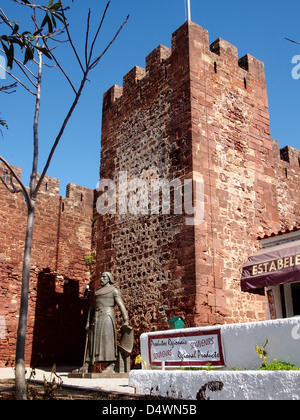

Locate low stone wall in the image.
[129,370,300,400]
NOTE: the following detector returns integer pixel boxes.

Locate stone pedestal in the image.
[68,347,131,379]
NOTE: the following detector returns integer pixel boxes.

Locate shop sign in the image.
[148,328,225,368]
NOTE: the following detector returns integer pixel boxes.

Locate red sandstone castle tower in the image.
[95,21,300,336]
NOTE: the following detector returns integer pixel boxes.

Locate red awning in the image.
[241,240,300,294]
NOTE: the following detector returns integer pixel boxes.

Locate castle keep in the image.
[94,21,300,338]
[1,21,300,367]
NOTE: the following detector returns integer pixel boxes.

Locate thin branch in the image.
[13,55,38,80]
[33,75,87,197]
[285,37,300,45]
[60,0,85,73]
[11,0,52,11]
[84,9,91,67]
[0,82,17,94]
[0,64,36,95]
[0,156,32,209]
[87,1,110,66]
[15,60,38,88]
[9,172,24,194]
[90,14,129,70]
[43,37,77,95]
[0,7,13,30]
[34,9,129,196]
[0,171,24,195]
[0,173,16,194]
[10,0,70,16]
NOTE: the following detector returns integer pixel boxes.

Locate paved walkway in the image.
[0,367,136,396]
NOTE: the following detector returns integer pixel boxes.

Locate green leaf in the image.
[36,46,52,60]
[24,45,34,65]
[41,13,53,34]
[49,2,61,11]
[51,13,56,28]
[21,31,32,38]
[41,13,49,29]
[10,37,25,49]
[12,23,19,35]
[0,35,9,42]
[32,28,43,37]
[0,119,8,129]
[1,41,13,69]
[52,12,64,24]
[8,43,14,69]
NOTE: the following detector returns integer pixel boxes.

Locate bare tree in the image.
[0,0,128,400]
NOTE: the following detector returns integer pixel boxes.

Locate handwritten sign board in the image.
[148,329,225,368]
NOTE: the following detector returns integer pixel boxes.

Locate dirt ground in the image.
[0,379,170,400]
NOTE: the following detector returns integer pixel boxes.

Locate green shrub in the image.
[259,360,300,371]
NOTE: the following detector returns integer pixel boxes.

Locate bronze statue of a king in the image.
[82,272,130,373]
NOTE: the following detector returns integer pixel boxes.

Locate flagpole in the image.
[187,0,191,21]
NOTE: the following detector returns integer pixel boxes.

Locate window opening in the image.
[280,285,287,318]
[291,282,300,315]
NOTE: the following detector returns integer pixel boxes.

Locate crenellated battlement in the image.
[0,162,94,206]
[123,66,146,91]
[66,182,94,205]
[279,145,300,168]
[271,139,300,171]
[209,38,265,77]
[146,44,171,73]
[103,21,266,110]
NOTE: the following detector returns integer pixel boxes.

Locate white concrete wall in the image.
[129,370,300,400]
[140,317,300,370]
[130,318,300,400]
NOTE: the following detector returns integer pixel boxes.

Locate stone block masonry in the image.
[95,20,300,350]
[0,163,94,367]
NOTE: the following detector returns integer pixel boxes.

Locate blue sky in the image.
[1,0,300,195]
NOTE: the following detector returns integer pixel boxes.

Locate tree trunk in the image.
[15,47,41,400]
[15,202,36,400]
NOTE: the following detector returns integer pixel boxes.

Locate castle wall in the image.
[96,21,300,342]
[271,141,300,227]
[0,164,94,367]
